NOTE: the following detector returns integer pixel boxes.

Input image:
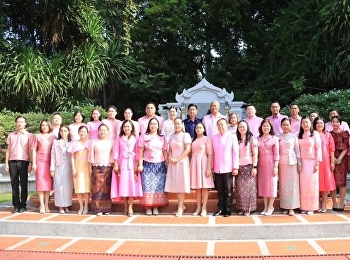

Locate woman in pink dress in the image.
[138,117,168,215]
[86,108,102,140]
[190,123,214,217]
[257,119,279,216]
[50,125,73,214]
[69,110,86,141]
[279,118,301,216]
[165,118,191,217]
[32,119,56,214]
[235,120,258,216]
[102,105,122,144]
[329,116,349,211]
[68,125,91,215]
[112,120,142,216]
[313,117,336,212]
[298,116,322,215]
[88,124,114,215]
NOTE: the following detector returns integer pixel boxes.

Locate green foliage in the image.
[280,89,350,121]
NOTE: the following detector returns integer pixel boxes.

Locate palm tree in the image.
[2,45,51,112]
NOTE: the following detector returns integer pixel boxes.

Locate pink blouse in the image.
[88,139,113,166]
[138,134,167,163]
[238,137,258,165]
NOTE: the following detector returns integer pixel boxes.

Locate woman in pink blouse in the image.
[68,126,91,215]
[279,118,301,216]
[88,124,114,215]
[190,123,214,217]
[235,120,258,216]
[313,117,336,212]
[112,120,142,216]
[86,108,102,140]
[257,119,279,216]
[138,118,168,215]
[298,116,322,215]
[50,125,72,214]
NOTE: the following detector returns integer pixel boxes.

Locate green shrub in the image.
[280,89,350,121]
[0,105,107,163]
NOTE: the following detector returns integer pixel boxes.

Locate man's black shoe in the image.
[213,210,223,216]
[11,207,19,213]
[224,212,231,217]
[19,208,26,213]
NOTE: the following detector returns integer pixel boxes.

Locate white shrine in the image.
[158,78,245,120]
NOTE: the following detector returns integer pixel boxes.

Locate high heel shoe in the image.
[264,208,274,216]
[200,210,207,217]
[128,210,133,217]
[173,206,186,214]
[39,206,45,214]
[193,208,201,216]
[77,208,83,215]
[152,207,159,215]
[175,208,183,217]
[83,206,89,215]
[146,208,152,216]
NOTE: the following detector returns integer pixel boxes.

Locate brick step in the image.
[28,191,334,215]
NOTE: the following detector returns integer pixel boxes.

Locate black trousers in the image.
[214,172,233,213]
[9,160,29,208]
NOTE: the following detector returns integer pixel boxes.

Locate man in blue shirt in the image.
[183,103,202,138]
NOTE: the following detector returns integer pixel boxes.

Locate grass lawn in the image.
[0,191,36,204]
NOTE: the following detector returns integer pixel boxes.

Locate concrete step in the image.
[1,205,350,241]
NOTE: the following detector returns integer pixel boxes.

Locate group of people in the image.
[6,100,348,217]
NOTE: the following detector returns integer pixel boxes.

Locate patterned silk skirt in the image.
[140,161,169,208]
[235,164,257,212]
[91,165,112,213]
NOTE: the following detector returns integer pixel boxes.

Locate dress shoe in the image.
[175,207,183,217]
[146,208,152,216]
[83,206,89,215]
[264,208,274,216]
[213,210,223,216]
[12,208,19,213]
[152,207,159,215]
[224,212,231,217]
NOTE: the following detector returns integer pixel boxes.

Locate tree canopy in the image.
[0,0,349,115]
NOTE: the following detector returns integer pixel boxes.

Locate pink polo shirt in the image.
[211,132,239,173]
[266,113,288,136]
[244,116,263,137]
[137,115,164,135]
[202,113,226,137]
[7,130,32,161]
